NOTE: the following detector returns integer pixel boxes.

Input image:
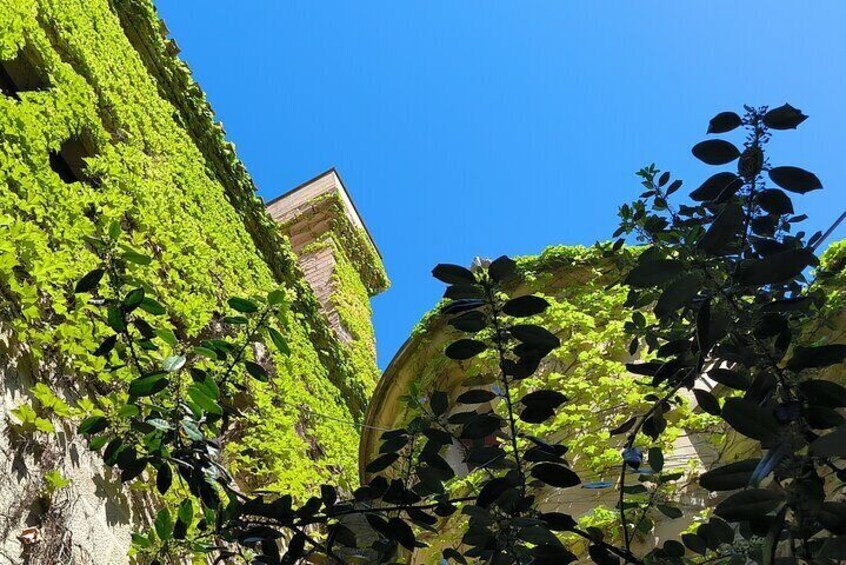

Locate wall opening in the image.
[0,49,50,99]
[49,133,99,185]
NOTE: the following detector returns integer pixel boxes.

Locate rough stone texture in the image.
[0,335,141,565]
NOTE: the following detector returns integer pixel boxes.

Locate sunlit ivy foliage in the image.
[299,236,381,392]
[2,3,845,560]
[398,244,716,561]
[0,0,374,544]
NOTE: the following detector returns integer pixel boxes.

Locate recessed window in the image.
[0,49,50,99]
[49,133,98,185]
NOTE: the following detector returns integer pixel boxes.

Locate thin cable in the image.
[812,209,846,251]
[274,397,394,432]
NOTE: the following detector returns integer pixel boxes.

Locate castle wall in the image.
[0,1,382,561]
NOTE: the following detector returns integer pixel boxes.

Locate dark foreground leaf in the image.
[692,139,740,165]
[714,489,784,522]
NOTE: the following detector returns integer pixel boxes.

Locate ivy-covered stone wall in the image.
[0,0,380,561]
[272,184,388,394]
[363,242,846,563]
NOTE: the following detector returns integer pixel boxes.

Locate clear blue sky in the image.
[156,1,846,368]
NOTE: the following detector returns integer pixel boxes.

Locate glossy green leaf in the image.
[722,398,779,441]
[139,297,166,316]
[624,259,683,288]
[128,374,168,397]
[162,355,186,372]
[244,360,269,382]
[227,297,258,313]
[267,326,291,355]
[700,202,743,254]
[123,249,152,266]
[763,104,807,130]
[693,389,721,416]
[530,463,580,488]
[74,268,105,293]
[78,415,108,435]
[737,248,814,286]
[155,507,173,541]
[502,295,549,317]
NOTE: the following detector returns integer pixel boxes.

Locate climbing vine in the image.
[0,0,380,558]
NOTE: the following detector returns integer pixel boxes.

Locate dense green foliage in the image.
[2,2,845,562]
[286,190,388,393]
[407,246,716,562]
[0,0,377,551]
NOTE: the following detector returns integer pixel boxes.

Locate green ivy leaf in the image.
[267,289,286,306]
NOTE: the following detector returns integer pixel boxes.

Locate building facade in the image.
[0,1,384,562]
[360,246,725,562]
